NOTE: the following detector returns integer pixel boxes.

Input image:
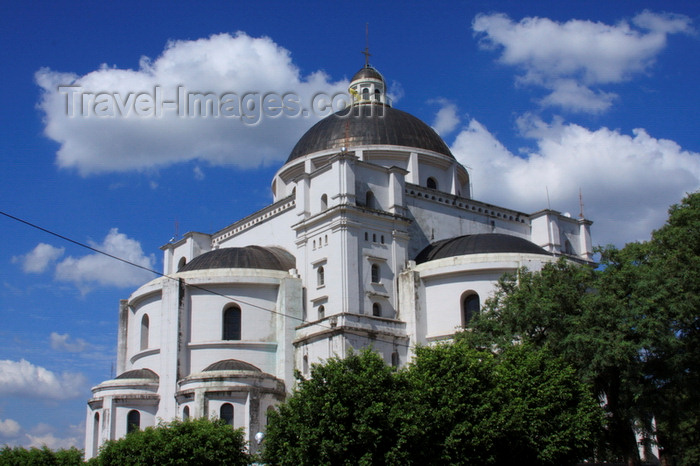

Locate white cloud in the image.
[473,11,693,113]
[0,359,87,400]
[193,165,205,181]
[25,422,84,450]
[54,228,156,291]
[12,243,65,273]
[538,79,617,113]
[430,99,460,136]
[452,117,700,246]
[35,32,349,175]
[0,418,21,437]
[50,332,89,352]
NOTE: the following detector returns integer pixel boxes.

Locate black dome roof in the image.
[204,359,261,372]
[179,246,295,272]
[287,105,454,162]
[351,65,384,82]
[115,368,159,380]
[415,234,551,264]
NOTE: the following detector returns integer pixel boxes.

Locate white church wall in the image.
[162,232,212,275]
[185,281,281,376]
[362,150,410,172]
[405,193,531,259]
[113,403,157,439]
[530,210,593,260]
[205,396,247,427]
[214,205,298,254]
[415,253,556,341]
[126,291,162,367]
[355,164,391,210]
[421,270,505,340]
[186,284,278,343]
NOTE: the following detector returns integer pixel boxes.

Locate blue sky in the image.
[1,0,699,450]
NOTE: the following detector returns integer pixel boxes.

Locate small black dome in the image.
[204,359,261,372]
[415,234,551,264]
[115,368,159,380]
[351,65,384,82]
[287,105,453,162]
[179,246,295,272]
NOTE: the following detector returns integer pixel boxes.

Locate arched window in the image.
[127,410,140,434]
[140,314,149,351]
[223,305,241,340]
[92,412,100,455]
[303,355,309,375]
[220,403,234,426]
[391,351,399,367]
[321,194,328,211]
[177,257,187,271]
[372,302,381,317]
[182,406,190,420]
[317,266,325,287]
[374,89,381,101]
[364,232,369,241]
[371,264,380,283]
[427,177,438,190]
[462,293,480,326]
[365,190,376,209]
[362,88,369,100]
[318,305,325,320]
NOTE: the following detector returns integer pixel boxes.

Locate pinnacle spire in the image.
[361,23,371,66]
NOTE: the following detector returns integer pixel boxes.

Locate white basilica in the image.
[85,62,593,457]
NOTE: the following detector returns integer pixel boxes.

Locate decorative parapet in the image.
[212,195,296,246]
[294,312,407,345]
[405,183,529,224]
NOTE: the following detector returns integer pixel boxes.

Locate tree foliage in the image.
[90,417,249,466]
[263,346,601,466]
[398,342,601,466]
[464,192,700,466]
[0,445,83,466]
[262,349,404,466]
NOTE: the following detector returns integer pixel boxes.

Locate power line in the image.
[0,210,157,276]
[1,209,416,352]
[0,209,303,323]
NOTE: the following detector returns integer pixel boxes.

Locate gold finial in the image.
[362,23,371,66]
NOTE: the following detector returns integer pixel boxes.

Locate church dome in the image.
[179,246,295,272]
[115,368,159,380]
[287,105,454,162]
[415,234,551,264]
[286,62,453,162]
[203,359,262,372]
[351,64,384,82]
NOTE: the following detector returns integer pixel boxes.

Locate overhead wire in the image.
[0,209,416,352]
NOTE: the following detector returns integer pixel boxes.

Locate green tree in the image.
[398,341,601,466]
[262,349,404,466]
[91,417,248,466]
[464,259,649,464]
[0,445,83,465]
[463,192,700,466]
[263,345,600,466]
[636,192,700,465]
